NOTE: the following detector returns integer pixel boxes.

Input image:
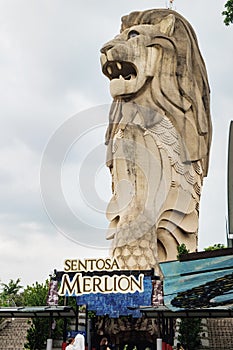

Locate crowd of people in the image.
[65,334,184,350]
[65,334,112,350]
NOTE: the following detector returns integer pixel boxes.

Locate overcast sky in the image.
[0,0,232,287]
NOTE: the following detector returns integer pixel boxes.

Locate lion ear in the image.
[160,14,175,36]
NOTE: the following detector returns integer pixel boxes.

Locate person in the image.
[73,333,85,350]
[66,338,75,350]
[100,337,111,350]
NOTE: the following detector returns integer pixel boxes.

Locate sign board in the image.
[160,250,233,312]
[56,258,154,318]
[58,258,144,296]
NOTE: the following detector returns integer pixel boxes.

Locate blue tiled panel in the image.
[160,255,233,311]
[76,276,152,317]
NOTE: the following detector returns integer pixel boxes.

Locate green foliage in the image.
[88,310,96,318]
[23,281,50,349]
[68,296,79,309]
[222,0,233,25]
[23,280,66,350]
[25,318,49,350]
[0,278,23,306]
[23,280,48,306]
[204,243,226,251]
[0,278,93,348]
[176,243,190,260]
[178,318,202,350]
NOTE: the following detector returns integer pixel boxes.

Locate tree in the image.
[178,318,202,350]
[204,243,226,251]
[176,243,190,260]
[0,278,23,306]
[222,0,233,25]
[23,280,66,350]
[22,280,48,307]
[23,281,50,350]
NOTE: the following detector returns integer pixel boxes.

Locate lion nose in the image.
[100,43,114,54]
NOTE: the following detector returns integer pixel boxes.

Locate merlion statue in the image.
[100,9,212,271]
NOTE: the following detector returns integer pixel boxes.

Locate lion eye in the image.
[127,30,139,39]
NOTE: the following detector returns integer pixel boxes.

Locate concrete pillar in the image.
[87,318,92,350]
[46,338,53,350]
[157,338,162,350]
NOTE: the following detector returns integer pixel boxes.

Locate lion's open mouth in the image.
[103,61,137,81]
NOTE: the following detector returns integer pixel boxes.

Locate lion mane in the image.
[104,9,212,175]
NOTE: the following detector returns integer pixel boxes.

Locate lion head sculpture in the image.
[101,9,212,269]
[101,9,211,175]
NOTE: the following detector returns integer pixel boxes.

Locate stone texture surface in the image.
[0,318,31,350]
[207,318,233,349]
[101,9,212,270]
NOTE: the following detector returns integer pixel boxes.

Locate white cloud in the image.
[0,227,108,287]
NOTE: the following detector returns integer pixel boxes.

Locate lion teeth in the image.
[116,62,122,70]
[107,66,112,75]
[119,75,124,80]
